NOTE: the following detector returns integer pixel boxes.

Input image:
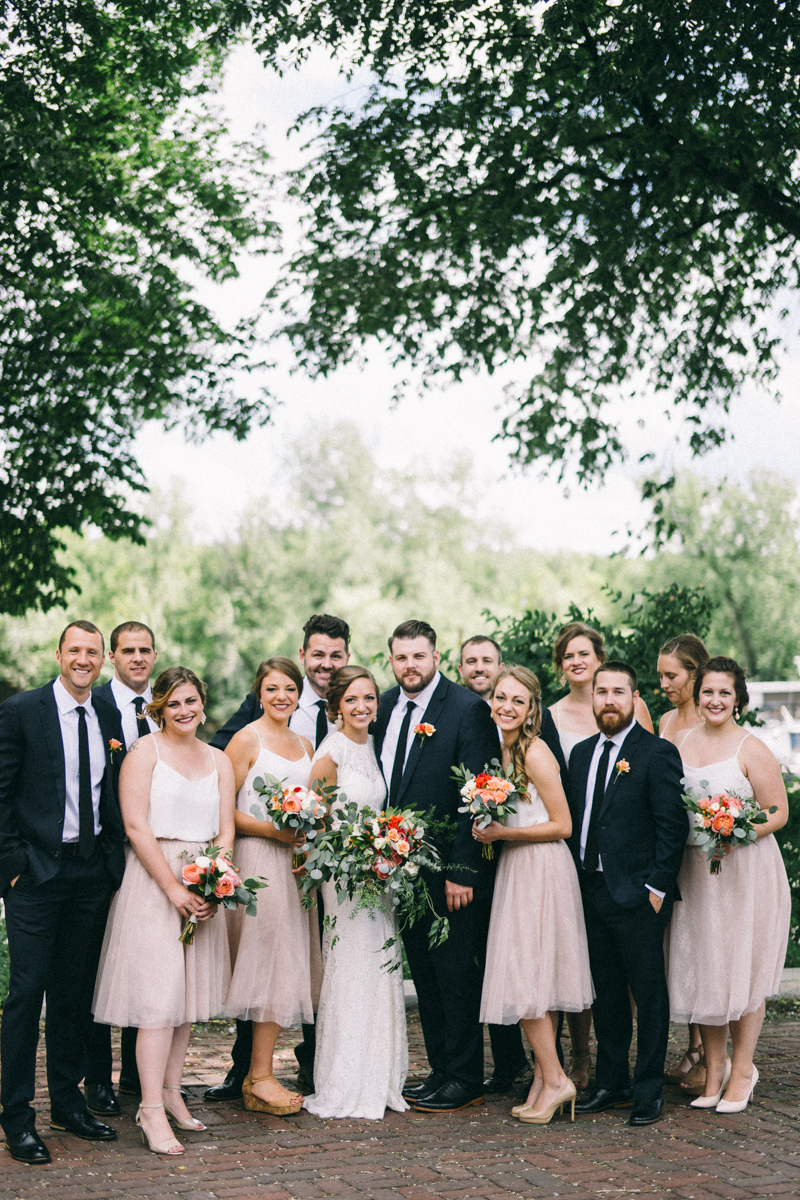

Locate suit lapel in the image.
[39,683,67,811]
[397,676,449,806]
[599,722,642,817]
[372,688,398,764]
[573,733,600,823]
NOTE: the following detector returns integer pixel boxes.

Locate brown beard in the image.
[595,704,634,736]
[399,665,437,695]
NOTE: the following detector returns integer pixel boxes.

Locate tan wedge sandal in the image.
[243,1074,304,1116]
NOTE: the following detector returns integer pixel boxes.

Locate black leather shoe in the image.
[203,1072,246,1102]
[575,1087,634,1114]
[628,1097,663,1126]
[85,1083,121,1117]
[4,1129,51,1164]
[116,1074,141,1097]
[402,1072,444,1102]
[296,1064,315,1093]
[411,1080,485,1112]
[483,1061,533,1094]
[50,1110,117,1140]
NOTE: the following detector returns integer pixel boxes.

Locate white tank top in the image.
[147,737,220,842]
[236,732,311,816]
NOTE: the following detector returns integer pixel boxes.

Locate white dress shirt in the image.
[380,671,441,784]
[290,677,336,747]
[54,676,106,840]
[110,677,158,748]
[580,718,663,897]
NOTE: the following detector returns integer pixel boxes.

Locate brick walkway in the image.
[1,1014,798,1200]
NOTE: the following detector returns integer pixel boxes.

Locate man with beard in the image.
[566,662,687,1127]
[374,620,499,1112]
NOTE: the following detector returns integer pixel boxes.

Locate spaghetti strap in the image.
[152,735,160,760]
[735,733,753,763]
[205,742,217,772]
[676,725,695,751]
[662,709,676,733]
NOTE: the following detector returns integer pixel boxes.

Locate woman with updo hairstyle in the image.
[303,663,410,1121]
[93,667,236,1156]
[548,623,652,1088]
[477,667,593,1125]
[667,656,790,1114]
[223,656,314,1117]
[656,633,710,1090]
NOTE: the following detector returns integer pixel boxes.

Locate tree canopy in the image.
[257,0,800,480]
[0,0,273,614]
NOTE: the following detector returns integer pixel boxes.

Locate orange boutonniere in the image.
[614,758,630,782]
[108,737,123,761]
[414,722,435,746]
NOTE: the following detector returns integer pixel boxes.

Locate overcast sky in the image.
[134,45,800,555]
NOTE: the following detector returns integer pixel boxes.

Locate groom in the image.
[374,620,499,1112]
[567,661,688,1126]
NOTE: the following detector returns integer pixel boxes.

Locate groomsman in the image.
[204,613,350,1101]
[0,622,126,1163]
[86,621,160,1107]
[375,620,499,1112]
[567,662,687,1126]
[458,635,568,1094]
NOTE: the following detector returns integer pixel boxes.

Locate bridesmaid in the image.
[478,667,593,1125]
[657,634,710,1092]
[548,622,653,1088]
[93,667,235,1156]
[667,657,790,1113]
[223,658,314,1116]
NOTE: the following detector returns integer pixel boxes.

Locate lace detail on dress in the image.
[304,730,408,1119]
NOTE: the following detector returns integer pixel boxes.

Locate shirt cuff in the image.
[646,884,665,899]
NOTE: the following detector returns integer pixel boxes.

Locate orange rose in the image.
[182,863,202,885]
[711,813,734,835]
[214,876,235,897]
[282,795,302,813]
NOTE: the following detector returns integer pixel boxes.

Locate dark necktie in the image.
[76,706,95,858]
[583,738,613,873]
[133,695,149,742]
[390,701,416,806]
[315,700,328,750]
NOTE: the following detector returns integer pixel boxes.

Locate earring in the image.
[524,717,533,732]
[733,705,739,721]
[335,713,343,729]
[199,712,207,726]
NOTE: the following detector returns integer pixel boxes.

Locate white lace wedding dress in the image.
[303,731,409,1120]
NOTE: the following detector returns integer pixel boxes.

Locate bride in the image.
[303,665,409,1120]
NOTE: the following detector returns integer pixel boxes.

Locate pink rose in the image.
[372,857,393,879]
[282,795,302,813]
[182,863,202,885]
[214,876,235,897]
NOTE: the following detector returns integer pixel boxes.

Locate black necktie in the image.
[76,706,95,858]
[315,700,328,750]
[133,695,149,741]
[583,738,613,873]
[390,701,416,806]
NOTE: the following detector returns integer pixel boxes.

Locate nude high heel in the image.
[136,1104,185,1156]
[243,1074,304,1116]
[690,1058,732,1109]
[163,1085,207,1131]
[517,1079,577,1124]
[716,1066,759,1114]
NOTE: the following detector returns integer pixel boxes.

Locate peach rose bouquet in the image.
[178,844,266,944]
[251,775,329,868]
[682,782,776,875]
[452,759,526,858]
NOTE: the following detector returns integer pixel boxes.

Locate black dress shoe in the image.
[49,1110,117,1140]
[411,1080,485,1112]
[203,1072,246,1101]
[402,1072,444,1102]
[575,1087,634,1114]
[296,1064,315,1093]
[483,1061,533,1094]
[4,1129,51,1164]
[85,1083,121,1117]
[628,1097,663,1126]
[116,1074,141,1096]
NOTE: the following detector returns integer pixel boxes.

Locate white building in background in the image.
[749,658,800,776]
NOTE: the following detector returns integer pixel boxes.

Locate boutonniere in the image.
[414,722,435,746]
[614,758,630,782]
[108,738,123,761]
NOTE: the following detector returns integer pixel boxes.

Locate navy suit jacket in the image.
[0,681,127,893]
[372,674,501,891]
[566,722,688,909]
[210,692,260,751]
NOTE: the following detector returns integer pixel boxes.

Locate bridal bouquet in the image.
[298,799,449,951]
[452,759,526,858]
[178,845,266,944]
[252,774,329,868]
[683,782,776,875]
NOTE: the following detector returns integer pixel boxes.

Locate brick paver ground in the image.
[1,1013,797,1200]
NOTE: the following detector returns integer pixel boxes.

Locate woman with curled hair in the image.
[93,667,236,1155]
[478,667,593,1124]
[667,656,790,1114]
[223,657,314,1117]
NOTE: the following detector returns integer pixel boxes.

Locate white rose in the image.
[403,862,419,877]
[195,856,211,868]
